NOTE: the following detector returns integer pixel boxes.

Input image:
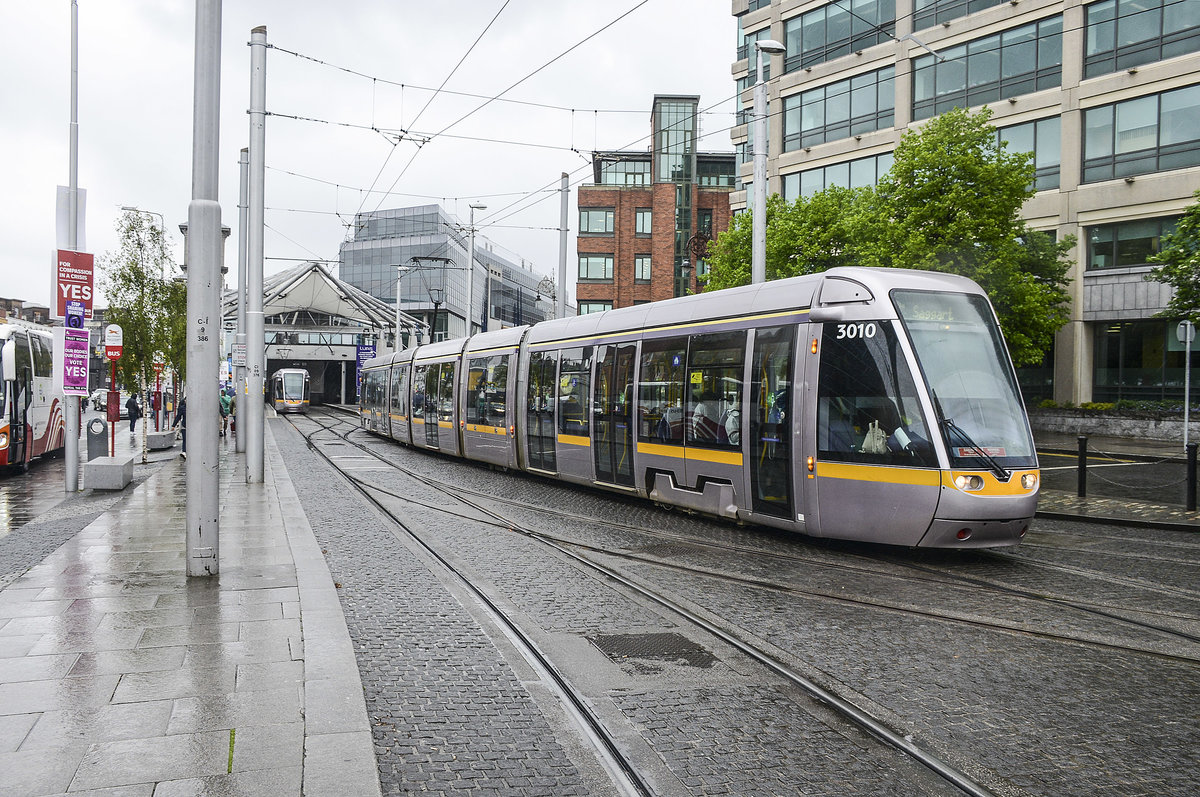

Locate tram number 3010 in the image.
[835,322,878,339]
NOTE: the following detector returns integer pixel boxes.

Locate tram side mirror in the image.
[808,305,847,323]
[1,340,14,382]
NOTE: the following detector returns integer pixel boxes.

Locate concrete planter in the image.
[1028,408,1200,442]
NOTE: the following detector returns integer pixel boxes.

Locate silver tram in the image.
[270,368,310,413]
[359,267,1039,548]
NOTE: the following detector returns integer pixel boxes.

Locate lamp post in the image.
[467,203,486,335]
[395,264,412,351]
[752,38,786,286]
[428,287,444,342]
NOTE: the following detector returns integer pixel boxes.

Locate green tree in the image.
[1148,189,1200,324]
[99,211,179,393]
[705,106,1073,366]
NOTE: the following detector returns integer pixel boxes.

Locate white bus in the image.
[1,320,66,472]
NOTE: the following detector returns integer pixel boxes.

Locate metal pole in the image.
[185,0,223,577]
[246,25,267,483]
[557,172,568,319]
[466,207,477,336]
[1076,435,1087,499]
[1187,442,1197,512]
[64,0,80,492]
[751,45,768,285]
[1185,321,1193,452]
[235,148,248,454]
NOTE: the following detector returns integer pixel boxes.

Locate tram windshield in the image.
[893,290,1036,470]
[281,372,305,400]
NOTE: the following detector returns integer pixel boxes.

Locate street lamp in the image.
[752,39,786,285]
[429,287,444,342]
[468,203,486,334]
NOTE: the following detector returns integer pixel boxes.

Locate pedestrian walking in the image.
[219,389,232,437]
[173,395,187,457]
[126,393,141,435]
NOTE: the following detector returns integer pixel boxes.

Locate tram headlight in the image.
[1021,473,1038,490]
[954,474,984,491]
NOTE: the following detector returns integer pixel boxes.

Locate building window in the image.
[1085,0,1200,80]
[738,25,773,80]
[912,17,1063,121]
[579,208,614,235]
[997,116,1061,190]
[698,209,714,237]
[1083,84,1200,183]
[782,152,895,200]
[578,254,614,281]
[635,209,652,236]
[698,159,735,187]
[578,301,612,315]
[635,255,652,282]
[785,0,897,73]
[784,66,894,150]
[914,0,1007,31]
[1087,217,1178,270]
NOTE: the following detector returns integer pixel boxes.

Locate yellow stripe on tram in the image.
[816,461,941,487]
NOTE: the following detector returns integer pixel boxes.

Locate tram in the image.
[1,320,66,472]
[270,368,310,413]
[360,267,1040,548]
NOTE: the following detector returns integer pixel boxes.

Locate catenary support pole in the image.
[235,148,248,454]
[1187,443,1197,512]
[751,46,768,285]
[64,0,80,492]
[557,172,568,319]
[185,0,223,577]
[246,26,267,483]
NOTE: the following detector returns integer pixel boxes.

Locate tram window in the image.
[390,366,405,416]
[686,331,745,448]
[466,355,507,427]
[437,364,456,422]
[817,321,935,467]
[638,337,686,442]
[412,365,427,415]
[558,347,591,435]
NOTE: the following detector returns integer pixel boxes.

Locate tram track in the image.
[290,409,1000,797]
[305,409,1200,659]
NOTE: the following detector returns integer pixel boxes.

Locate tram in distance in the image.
[270,368,310,413]
[1,320,66,473]
[360,267,1040,548]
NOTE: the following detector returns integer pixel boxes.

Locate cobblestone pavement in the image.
[332,416,1200,797]
[284,417,962,796]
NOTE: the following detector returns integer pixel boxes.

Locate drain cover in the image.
[588,632,716,669]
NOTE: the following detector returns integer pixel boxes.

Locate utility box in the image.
[87,417,108,461]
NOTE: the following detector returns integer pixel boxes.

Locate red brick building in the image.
[576,96,735,313]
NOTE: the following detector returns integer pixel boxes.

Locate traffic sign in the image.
[1178,320,1195,345]
[104,324,123,361]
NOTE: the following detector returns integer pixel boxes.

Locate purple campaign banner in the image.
[355,344,376,398]
[63,329,90,396]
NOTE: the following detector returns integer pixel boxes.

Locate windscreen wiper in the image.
[941,418,1011,482]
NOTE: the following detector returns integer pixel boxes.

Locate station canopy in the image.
[221,261,421,334]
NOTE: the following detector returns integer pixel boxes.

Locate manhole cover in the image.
[588,632,716,669]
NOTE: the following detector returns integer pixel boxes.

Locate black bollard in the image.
[1188,443,1197,512]
[1077,435,1088,498]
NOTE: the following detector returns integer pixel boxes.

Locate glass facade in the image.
[596,158,650,186]
[784,66,895,150]
[997,116,1061,190]
[1082,84,1200,183]
[654,97,699,298]
[913,17,1063,120]
[785,0,896,72]
[1087,216,1178,270]
[1095,320,1200,401]
[1085,0,1200,79]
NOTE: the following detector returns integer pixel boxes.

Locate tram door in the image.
[749,325,795,519]
[593,343,635,487]
[525,350,557,472]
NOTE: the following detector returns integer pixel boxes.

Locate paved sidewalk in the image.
[0,423,380,796]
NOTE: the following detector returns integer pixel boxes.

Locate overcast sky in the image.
[2,1,738,312]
